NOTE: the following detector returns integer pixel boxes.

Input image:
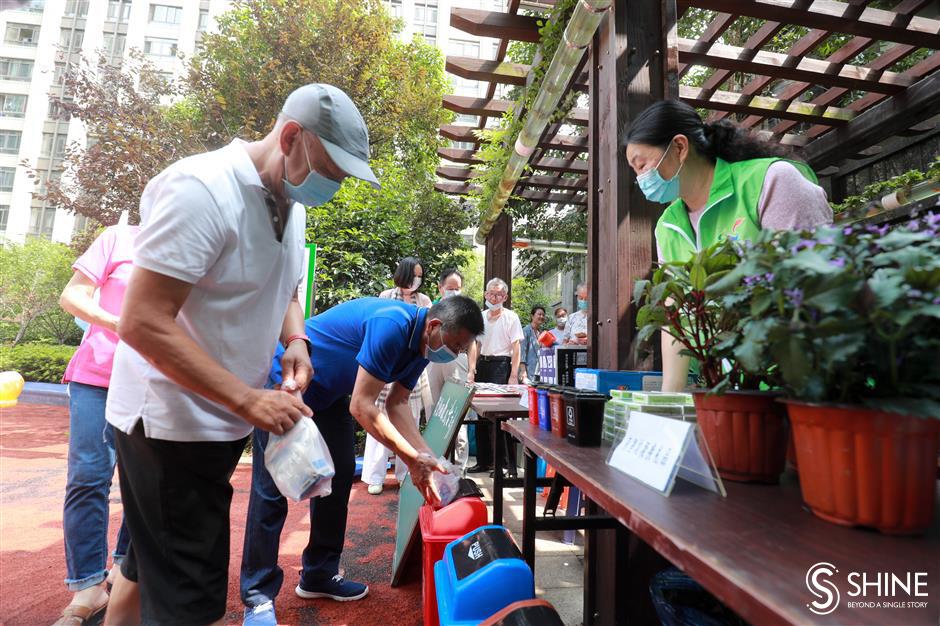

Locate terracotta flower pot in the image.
[785,400,940,535]
[692,391,789,483]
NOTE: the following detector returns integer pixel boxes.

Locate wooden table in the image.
[504,420,940,626]
[469,396,535,525]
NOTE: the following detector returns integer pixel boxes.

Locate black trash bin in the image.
[562,389,607,447]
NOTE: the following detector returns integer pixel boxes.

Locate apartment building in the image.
[0,0,231,243]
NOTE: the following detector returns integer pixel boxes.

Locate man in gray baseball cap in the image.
[102,84,379,626]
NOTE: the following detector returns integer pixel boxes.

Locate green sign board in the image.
[390,381,475,586]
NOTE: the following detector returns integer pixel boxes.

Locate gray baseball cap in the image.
[281,83,380,189]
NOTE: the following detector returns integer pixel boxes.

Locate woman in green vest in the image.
[622,100,832,392]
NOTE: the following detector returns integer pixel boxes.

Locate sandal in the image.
[51,600,108,626]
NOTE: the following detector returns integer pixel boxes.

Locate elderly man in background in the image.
[467,278,523,476]
[563,282,590,346]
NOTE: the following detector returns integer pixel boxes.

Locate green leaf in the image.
[690,263,707,291]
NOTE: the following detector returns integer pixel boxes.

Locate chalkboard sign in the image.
[390,381,475,586]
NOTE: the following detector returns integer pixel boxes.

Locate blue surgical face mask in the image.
[486,301,503,311]
[443,289,461,299]
[426,325,458,364]
[636,141,683,204]
[577,299,588,311]
[283,132,341,207]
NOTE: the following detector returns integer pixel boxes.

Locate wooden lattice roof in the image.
[435,0,940,205]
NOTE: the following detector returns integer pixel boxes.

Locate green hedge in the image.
[0,343,77,383]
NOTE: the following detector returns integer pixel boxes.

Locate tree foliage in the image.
[33,0,468,311]
[0,238,79,346]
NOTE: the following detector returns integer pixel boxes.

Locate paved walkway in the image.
[0,404,584,625]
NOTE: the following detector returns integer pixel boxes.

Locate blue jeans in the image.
[240,397,356,607]
[64,382,130,591]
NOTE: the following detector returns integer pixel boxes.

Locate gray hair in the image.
[486,277,509,293]
[576,281,587,291]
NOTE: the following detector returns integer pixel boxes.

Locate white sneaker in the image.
[367,484,383,495]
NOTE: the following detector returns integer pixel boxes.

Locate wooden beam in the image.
[803,70,940,169]
[436,166,478,181]
[680,85,855,125]
[678,0,940,50]
[442,95,589,125]
[446,56,589,91]
[519,174,588,190]
[437,148,588,173]
[678,11,736,78]
[439,124,588,152]
[434,181,586,205]
[450,8,542,42]
[678,37,914,94]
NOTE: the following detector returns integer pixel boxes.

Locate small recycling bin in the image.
[480,598,565,626]
[526,384,539,426]
[434,525,535,626]
[548,387,567,438]
[564,389,607,447]
[536,386,551,431]
[421,496,489,626]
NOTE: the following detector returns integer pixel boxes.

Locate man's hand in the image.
[408,451,447,507]
[280,341,313,392]
[235,388,311,435]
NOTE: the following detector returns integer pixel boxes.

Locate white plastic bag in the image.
[264,416,335,501]
[430,456,460,507]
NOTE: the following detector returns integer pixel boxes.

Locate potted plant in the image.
[634,240,789,484]
[711,216,940,533]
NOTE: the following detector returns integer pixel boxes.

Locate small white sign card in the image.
[606,411,726,497]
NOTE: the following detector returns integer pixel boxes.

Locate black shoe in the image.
[467,464,492,474]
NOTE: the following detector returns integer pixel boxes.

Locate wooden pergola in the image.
[436,4,937,622]
[436,0,939,368]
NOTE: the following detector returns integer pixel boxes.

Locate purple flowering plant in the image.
[708,215,940,418]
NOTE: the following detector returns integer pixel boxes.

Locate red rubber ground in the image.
[0,404,422,625]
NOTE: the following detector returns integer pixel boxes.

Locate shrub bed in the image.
[0,343,77,383]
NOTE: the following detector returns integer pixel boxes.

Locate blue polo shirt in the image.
[269,297,430,411]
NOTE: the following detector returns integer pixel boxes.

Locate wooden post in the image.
[484,211,513,306]
[586,2,678,623]
[588,0,678,371]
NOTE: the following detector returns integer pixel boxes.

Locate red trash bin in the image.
[527,384,539,426]
[420,496,489,626]
[548,387,567,438]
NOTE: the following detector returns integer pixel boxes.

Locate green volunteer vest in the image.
[655,157,818,263]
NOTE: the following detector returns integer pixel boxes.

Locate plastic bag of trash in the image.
[431,457,461,507]
[264,416,335,501]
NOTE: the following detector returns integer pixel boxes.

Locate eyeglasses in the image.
[485,291,506,299]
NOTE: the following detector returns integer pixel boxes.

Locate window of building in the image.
[454,113,478,125]
[385,0,402,18]
[450,39,480,58]
[29,206,56,238]
[144,37,178,57]
[0,205,9,232]
[48,100,70,121]
[0,94,27,118]
[197,9,210,30]
[19,0,46,12]
[41,133,67,159]
[36,169,61,194]
[149,4,183,25]
[73,213,89,236]
[4,24,40,47]
[0,167,15,193]
[102,34,127,57]
[107,0,132,20]
[452,141,476,151]
[414,1,438,24]
[64,0,90,17]
[0,58,33,81]
[0,131,22,154]
[59,28,85,50]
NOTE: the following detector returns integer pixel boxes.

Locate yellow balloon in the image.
[0,371,25,408]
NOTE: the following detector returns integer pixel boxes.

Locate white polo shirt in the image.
[480,308,524,357]
[106,139,305,442]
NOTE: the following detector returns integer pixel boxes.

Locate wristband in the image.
[284,334,312,356]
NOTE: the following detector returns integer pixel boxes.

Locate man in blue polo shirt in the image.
[240,294,483,625]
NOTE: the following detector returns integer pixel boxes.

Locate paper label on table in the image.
[607,411,692,494]
[575,371,598,391]
[607,411,726,497]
